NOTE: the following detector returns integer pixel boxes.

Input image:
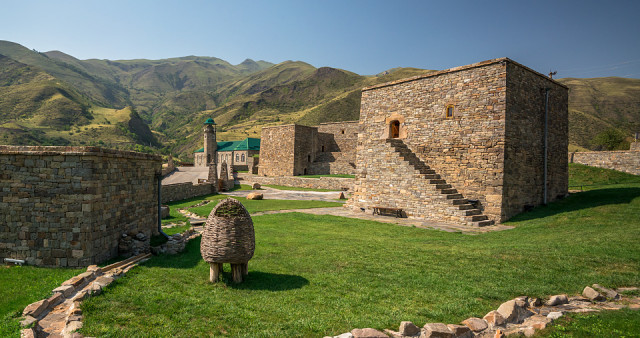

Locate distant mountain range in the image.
[1,40,638,158]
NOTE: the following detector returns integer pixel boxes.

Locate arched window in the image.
[241,154,245,162]
[390,120,400,138]
[307,154,311,162]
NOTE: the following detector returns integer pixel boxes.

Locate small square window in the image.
[445,105,454,118]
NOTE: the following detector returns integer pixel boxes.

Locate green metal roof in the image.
[193,138,260,153]
[204,118,216,125]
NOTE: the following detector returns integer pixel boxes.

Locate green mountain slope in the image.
[557,77,640,149]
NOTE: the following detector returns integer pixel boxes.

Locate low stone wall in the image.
[0,146,161,267]
[161,182,215,203]
[570,150,640,176]
[238,173,354,191]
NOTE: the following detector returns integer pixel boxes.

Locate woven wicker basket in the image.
[201,198,255,264]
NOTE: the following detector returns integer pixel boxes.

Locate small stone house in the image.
[346,58,569,226]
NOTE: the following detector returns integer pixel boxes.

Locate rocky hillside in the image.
[1,40,638,158]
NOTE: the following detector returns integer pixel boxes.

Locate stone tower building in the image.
[345,58,569,226]
[203,118,217,166]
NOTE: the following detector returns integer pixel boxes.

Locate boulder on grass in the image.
[582,286,605,301]
[251,183,261,190]
[246,192,263,200]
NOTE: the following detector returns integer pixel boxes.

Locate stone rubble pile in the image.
[20,253,151,338]
[118,232,150,257]
[151,228,200,255]
[325,285,639,338]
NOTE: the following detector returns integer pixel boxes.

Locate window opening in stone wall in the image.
[307,154,311,162]
[390,120,400,138]
[241,154,245,162]
[304,168,307,175]
[321,145,325,152]
[236,154,239,162]
[446,105,455,118]
[341,129,345,134]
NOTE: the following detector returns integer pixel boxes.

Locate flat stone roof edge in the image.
[363,57,568,91]
[0,145,162,160]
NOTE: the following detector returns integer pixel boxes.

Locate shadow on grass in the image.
[508,187,640,222]
[225,271,309,291]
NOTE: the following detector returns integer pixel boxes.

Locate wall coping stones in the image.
[362,57,568,92]
[0,145,161,161]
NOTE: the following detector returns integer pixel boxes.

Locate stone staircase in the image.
[386,139,494,227]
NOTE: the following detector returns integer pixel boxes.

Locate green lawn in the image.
[78,167,640,336]
[569,163,640,190]
[2,164,639,337]
[188,195,342,217]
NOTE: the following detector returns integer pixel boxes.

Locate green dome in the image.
[204,118,216,125]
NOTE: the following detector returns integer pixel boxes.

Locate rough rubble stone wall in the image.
[503,63,569,219]
[312,121,359,175]
[258,125,296,176]
[347,58,569,224]
[0,146,161,267]
[247,156,259,174]
[293,125,318,175]
[161,182,215,204]
[238,173,353,191]
[570,151,640,176]
[348,60,508,222]
[630,142,640,151]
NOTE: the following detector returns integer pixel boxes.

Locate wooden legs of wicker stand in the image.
[209,262,248,283]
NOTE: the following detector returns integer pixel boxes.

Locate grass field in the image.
[1,164,639,337]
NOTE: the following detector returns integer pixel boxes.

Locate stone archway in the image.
[384,113,407,139]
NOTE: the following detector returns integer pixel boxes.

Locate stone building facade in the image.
[0,146,161,267]
[345,58,568,225]
[258,121,360,176]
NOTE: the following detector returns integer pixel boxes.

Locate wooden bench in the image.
[372,206,403,218]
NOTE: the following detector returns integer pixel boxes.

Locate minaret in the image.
[203,118,217,166]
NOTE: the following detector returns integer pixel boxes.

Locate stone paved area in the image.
[222,187,347,202]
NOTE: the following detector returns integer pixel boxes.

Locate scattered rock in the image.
[592,284,620,300]
[398,321,420,336]
[351,328,388,338]
[22,299,49,317]
[461,317,488,332]
[522,314,551,330]
[19,315,37,327]
[47,292,64,308]
[88,282,102,296]
[421,323,454,337]
[383,329,402,338]
[161,205,170,219]
[94,275,114,288]
[20,328,36,338]
[251,183,261,189]
[483,310,506,327]
[52,285,75,298]
[546,294,568,306]
[65,320,83,334]
[547,312,563,320]
[446,324,472,337]
[528,297,541,308]
[494,329,505,338]
[496,298,533,324]
[136,232,147,241]
[86,265,102,273]
[582,286,605,302]
[246,192,263,200]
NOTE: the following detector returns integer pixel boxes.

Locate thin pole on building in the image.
[544,88,550,205]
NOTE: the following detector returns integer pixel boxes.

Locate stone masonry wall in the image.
[631,142,640,151]
[238,173,353,191]
[161,182,215,204]
[502,62,569,220]
[313,121,359,175]
[293,125,318,175]
[0,146,161,267]
[258,125,296,176]
[347,58,569,224]
[570,150,640,176]
[348,59,508,222]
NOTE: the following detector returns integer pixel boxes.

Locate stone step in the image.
[451,198,469,205]
[440,188,458,194]
[428,179,446,184]
[435,184,451,189]
[445,193,464,200]
[466,214,488,222]
[456,203,475,210]
[471,220,495,227]
[459,209,482,216]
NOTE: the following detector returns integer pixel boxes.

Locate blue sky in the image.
[2,0,639,78]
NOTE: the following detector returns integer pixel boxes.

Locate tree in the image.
[591,128,629,151]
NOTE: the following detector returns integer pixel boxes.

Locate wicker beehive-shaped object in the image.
[201,198,255,283]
